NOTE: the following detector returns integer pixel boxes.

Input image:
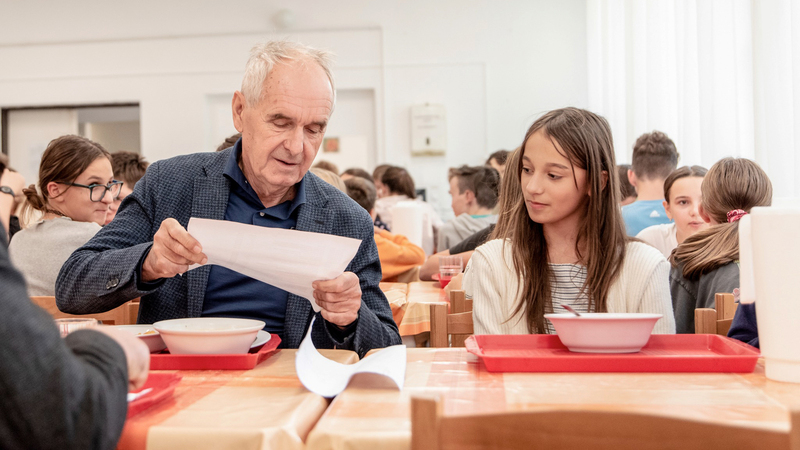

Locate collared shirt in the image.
[202,140,307,334]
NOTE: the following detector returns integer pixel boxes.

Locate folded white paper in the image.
[187,217,362,312]
[295,317,406,398]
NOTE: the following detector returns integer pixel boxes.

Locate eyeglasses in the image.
[57,180,124,202]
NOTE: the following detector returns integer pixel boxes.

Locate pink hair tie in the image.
[727,209,748,223]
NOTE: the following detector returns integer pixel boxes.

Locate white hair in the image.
[241,41,335,107]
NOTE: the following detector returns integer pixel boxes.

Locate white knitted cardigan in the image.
[463,239,676,335]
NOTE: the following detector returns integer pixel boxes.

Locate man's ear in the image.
[464,189,475,204]
[627,169,637,188]
[231,91,246,133]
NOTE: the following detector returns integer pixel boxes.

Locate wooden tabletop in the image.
[305,348,800,450]
[117,349,358,450]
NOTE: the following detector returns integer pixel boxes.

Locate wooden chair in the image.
[30,296,139,325]
[411,396,800,450]
[695,293,738,335]
[429,290,473,348]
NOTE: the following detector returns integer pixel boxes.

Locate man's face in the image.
[232,60,333,201]
[449,176,470,217]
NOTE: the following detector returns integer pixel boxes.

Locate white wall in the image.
[0,0,588,218]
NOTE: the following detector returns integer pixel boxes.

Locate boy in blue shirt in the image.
[622,131,679,236]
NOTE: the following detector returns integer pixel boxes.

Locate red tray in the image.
[465,334,759,373]
[149,335,281,370]
[127,372,182,418]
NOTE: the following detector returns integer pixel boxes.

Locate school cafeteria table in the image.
[304,348,800,450]
[118,349,358,450]
[395,281,447,337]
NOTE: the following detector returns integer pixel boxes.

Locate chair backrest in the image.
[695,293,738,335]
[411,396,800,450]
[30,296,139,326]
[429,290,473,348]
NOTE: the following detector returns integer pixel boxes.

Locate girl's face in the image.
[521,130,589,233]
[663,176,707,242]
[48,157,115,226]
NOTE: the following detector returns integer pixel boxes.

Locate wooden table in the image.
[396,281,447,337]
[117,349,358,450]
[305,348,800,450]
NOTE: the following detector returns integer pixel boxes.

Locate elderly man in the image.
[56,41,400,357]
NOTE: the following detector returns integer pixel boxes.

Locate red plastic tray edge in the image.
[127,372,182,418]
[465,334,760,373]
[149,335,281,370]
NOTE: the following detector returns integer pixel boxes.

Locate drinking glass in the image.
[438,255,464,284]
[55,318,99,338]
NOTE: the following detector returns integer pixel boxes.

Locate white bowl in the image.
[152,318,265,355]
[116,324,167,353]
[544,313,662,353]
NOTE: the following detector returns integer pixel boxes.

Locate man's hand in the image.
[312,272,362,327]
[141,218,207,282]
[94,326,151,391]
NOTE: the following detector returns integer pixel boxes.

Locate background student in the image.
[105,151,149,225]
[464,107,675,335]
[622,131,679,235]
[669,158,772,334]
[8,135,118,296]
[637,165,708,258]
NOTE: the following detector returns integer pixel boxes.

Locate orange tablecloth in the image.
[305,348,800,450]
[396,281,447,336]
[118,349,358,450]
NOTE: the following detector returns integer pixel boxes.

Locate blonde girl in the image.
[465,107,675,335]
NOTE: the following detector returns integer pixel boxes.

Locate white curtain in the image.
[588,0,800,198]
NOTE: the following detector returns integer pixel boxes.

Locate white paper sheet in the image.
[187,217,362,312]
[295,317,406,398]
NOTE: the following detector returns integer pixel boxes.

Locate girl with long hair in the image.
[669,158,772,334]
[464,107,675,334]
[637,165,708,259]
[8,135,119,296]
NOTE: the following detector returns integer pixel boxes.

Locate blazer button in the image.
[106,277,120,290]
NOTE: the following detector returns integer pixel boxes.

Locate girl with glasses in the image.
[8,135,116,296]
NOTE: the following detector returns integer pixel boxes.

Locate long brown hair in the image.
[670,158,772,279]
[490,148,523,241]
[493,108,627,333]
[21,135,111,218]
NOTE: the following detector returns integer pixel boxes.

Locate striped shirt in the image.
[546,264,589,334]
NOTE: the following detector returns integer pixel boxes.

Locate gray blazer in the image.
[56,149,400,357]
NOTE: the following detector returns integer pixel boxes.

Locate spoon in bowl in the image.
[561,305,582,317]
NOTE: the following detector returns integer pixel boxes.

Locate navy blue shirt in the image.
[202,140,307,334]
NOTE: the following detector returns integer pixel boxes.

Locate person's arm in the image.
[375,229,425,279]
[463,246,508,335]
[419,249,449,281]
[637,258,676,334]
[0,239,147,450]
[55,161,168,314]
[0,169,25,241]
[420,249,475,281]
[728,302,759,348]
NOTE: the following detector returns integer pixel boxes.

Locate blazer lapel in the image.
[186,160,230,317]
